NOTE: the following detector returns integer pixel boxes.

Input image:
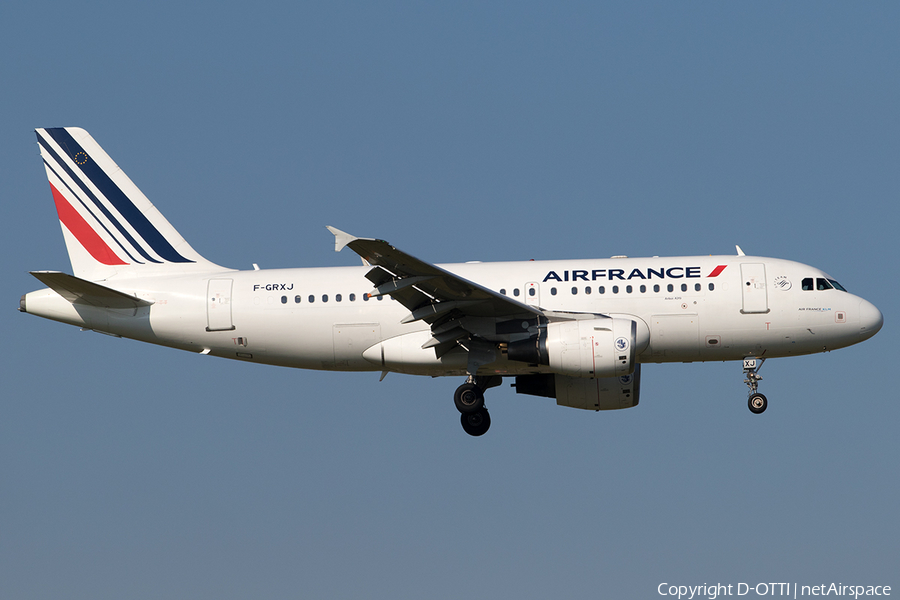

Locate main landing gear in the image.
[743,357,767,414]
[454,376,501,436]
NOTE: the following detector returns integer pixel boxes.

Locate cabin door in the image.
[207,279,235,331]
[740,264,769,314]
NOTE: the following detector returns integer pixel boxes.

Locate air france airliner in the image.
[21,128,883,436]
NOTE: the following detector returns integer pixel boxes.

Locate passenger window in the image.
[349,293,356,301]
[336,294,342,302]
[802,278,814,291]
[626,285,633,294]
[281,295,287,304]
[681,283,687,292]
[500,288,506,295]
[584,286,591,295]
[695,283,701,292]
[667,284,674,293]
[708,283,715,291]
[308,295,315,303]
[528,288,536,296]
[599,286,605,294]
[550,288,557,296]
[640,285,646,293]
[653,284,660,293]
[322,294,329,302]
[612,286,619,294]
[513,289,520,297]
[816,278,833,291]
[294,295,302,303]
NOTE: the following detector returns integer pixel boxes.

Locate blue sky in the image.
[2,2,897,598]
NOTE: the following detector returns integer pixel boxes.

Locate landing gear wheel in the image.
[460,408,491,437]
[748,393,768,414]
[454,383,484,414]
[743,358,768,414]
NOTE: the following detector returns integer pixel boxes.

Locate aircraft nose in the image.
[858,298,883,341]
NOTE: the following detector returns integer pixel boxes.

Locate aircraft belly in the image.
[332,323,382,371]
[648,314,700,361]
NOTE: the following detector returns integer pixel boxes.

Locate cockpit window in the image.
[804,277,846,292]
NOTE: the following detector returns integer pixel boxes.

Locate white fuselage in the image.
[23,254,883,376]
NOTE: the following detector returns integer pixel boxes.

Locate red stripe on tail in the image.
[50,183,128,266]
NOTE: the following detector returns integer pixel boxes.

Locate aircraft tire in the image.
[454,383,484,414]
[461,408,491,437]
[748,393,768,414]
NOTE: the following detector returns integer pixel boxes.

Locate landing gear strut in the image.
[454,376,501,436]
[743,357,767,414]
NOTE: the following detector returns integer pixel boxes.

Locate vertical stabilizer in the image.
[35,127,229,281]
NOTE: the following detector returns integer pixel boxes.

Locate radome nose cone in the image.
[858,299,883,340]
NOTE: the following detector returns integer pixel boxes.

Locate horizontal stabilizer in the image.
[30,271,153,309]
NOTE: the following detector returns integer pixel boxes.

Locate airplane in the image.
[21,127,884,436]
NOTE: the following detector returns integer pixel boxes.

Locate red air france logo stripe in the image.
[707,265,727,278]
[50,183,128,266]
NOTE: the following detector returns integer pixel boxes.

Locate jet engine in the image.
[507,316,642,378]
[512,365,641,411]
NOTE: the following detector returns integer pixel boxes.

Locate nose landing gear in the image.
[743,357,767,414]
[454,375,501,436]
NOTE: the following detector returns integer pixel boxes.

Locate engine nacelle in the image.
[508,317,639,378]
[513,365,641,411]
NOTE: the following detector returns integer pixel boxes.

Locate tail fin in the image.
[35,127,229,281]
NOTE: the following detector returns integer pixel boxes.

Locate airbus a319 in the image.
[21,128,883,436]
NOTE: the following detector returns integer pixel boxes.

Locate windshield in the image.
[804,277,848,292]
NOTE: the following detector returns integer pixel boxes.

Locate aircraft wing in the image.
[327,227,542,324]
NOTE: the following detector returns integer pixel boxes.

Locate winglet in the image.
[736,245,746,256]
[326,226,357,252]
